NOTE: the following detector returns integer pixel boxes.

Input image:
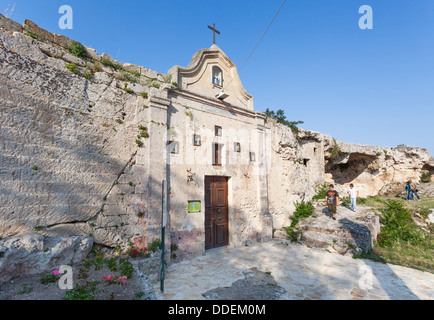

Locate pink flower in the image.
[103,275,116,282]
[52,270,60,276]
[117,276,127,285]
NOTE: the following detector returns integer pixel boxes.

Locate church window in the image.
[234,142,241,153]
[193,134,201,146]
[168,140,179,154]
[215,125,222,137]
[250,152,256,162]
[212,66,223,86]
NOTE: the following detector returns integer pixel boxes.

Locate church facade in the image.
[147,45,276,258]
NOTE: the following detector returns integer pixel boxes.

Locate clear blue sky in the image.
[5,0,434,155]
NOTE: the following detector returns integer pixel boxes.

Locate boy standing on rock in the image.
[325,184,339,221]
[347,184,359,212]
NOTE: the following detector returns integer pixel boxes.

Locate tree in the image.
[264,108,304,133]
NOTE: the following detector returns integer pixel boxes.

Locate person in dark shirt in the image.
[325,184,339,221]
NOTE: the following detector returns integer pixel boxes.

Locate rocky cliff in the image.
[0,15,168,252]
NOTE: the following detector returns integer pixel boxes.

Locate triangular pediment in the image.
[169,45,254,110]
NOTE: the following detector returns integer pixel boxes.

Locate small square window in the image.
[234,142,241,153]
[168,141,179,154]
[250,152,256,162]
[215,126,222,137]
[193,134,201,146]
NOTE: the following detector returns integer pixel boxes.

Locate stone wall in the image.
[267,124,325,229]
[0,21,163,252]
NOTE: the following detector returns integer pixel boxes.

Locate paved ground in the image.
[154,240,434,300]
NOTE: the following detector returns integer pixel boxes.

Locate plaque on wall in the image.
[188,201,201,213]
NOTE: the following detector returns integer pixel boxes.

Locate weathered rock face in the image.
[323,139,432,197]
[274,205,381,256]
[0,20,161,250]
[267,123,325,229]
[0,233,93,283]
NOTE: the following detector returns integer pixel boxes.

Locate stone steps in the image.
[301,230,357,255]
[275,205,381,256]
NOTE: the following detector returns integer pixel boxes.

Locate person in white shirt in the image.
[347,184,359,212]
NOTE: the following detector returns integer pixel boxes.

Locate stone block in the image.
[0,14,23,33]
[23,19,54,43]
[0,232,93,284]
[53,33,73,49]
[123,63,141,75]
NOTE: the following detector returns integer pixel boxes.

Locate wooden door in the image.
[205,176,229,250]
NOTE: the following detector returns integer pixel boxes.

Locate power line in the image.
[223,0,287,91]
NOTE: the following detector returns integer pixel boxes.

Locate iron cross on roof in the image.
[208,23,220,45]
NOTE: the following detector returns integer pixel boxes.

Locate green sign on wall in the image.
[188,201,201,213]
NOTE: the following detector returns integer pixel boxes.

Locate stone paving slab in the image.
[155,240,434,300]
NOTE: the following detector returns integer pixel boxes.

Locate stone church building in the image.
[142,43,327,259]
[1,15,431,275]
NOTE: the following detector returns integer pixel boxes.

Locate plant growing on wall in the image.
[330,138,341,159]
[65,62,78,74]
[285,201,315,243]
[140,92,148,99]
[101,58,123,70]
[123,83,134,94]
[83,71,94,80]
[67,41,88,59]
[136,139,143,147]
[264,108,304,134]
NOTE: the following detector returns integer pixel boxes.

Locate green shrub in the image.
[67,41,88,59]
[83,71,94,80]
[148,238,162,253]
[119,259,134,278]
[140,92,149,99]
[91,62,102,73]
[136,211,145,218]
[264,108,304,134]
[65,62,78,74]
[139,131,149,139]
[126,69,140,77]
[312,183,329,201]
[40,274,59,285]
[101,58,123,70]
[63,281,100,300]
[330,138,341,159]
[377,200,425,247]
[421,172,431,183]
[123,87,134,94]
[121,71,139,83]
[290,201,315,228]
[285,227,301,243]
[136,139,143,147]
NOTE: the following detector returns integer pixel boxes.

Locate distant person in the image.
[347,184,359,212]
[411,180,421,200]
[325,184,339,221]
[405,181,412,200]
[407,180,420,200]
